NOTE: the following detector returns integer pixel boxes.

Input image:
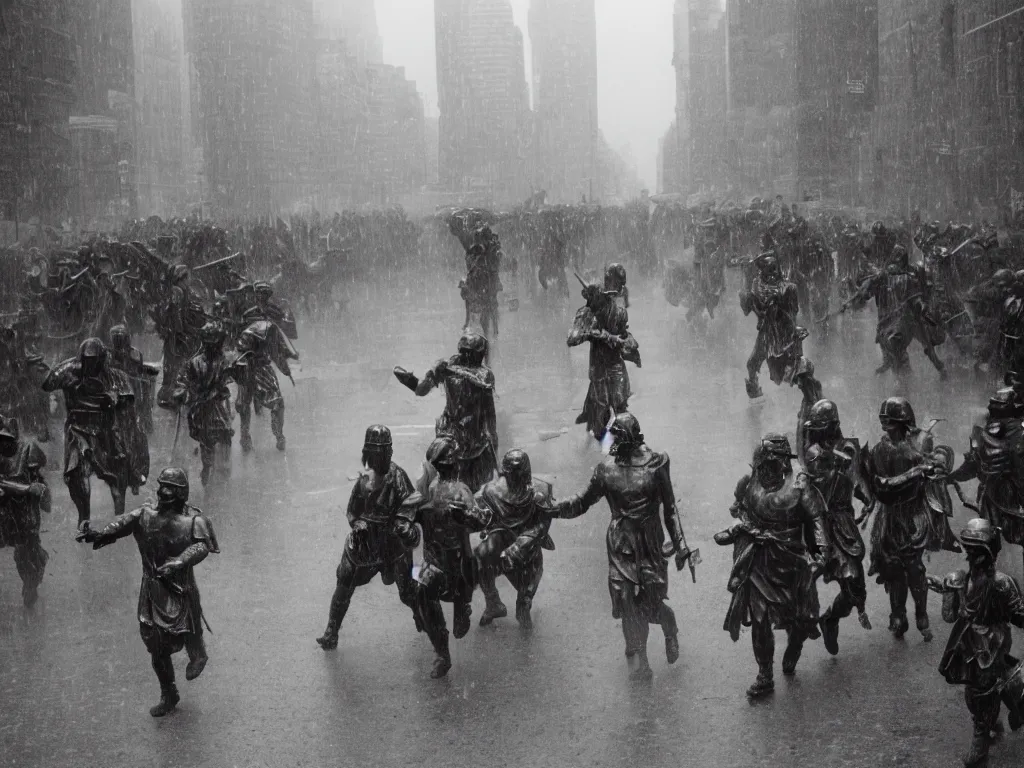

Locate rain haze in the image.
[0,2,1023,768]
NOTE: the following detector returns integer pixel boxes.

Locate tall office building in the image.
[435,0,530,203]
[528,0,598,203]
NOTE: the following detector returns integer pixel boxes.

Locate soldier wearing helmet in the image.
[234,309,299,453]
[460,224,503,338]
[738,250,817,399]
[556,413,695,680]
[447,447,557,631]
[154,262,205,406]
[250,280,298,340]
[171,322,239,485]
[949,387,1024,575]
[847,238,947,379]
[928,519,1024,766]
[398,436,477,678]
[604,263,629,308]
[968,269,1016,371]
[999,270,1024,371]
[567,272,640,441]
[43,338,143,530]
[715,433,826,698]
[77,466,218,717]
[862,397,953,642]
[0,413,49,607]
[317,425,418,652]
[394,332,497,491]
[108,324,159,434]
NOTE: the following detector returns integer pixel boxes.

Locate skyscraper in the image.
[183,0,316,215]
[528,0,598,203]
[435,0,530,204]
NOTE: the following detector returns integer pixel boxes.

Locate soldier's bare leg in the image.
[13,534,48,608]
[475,534,509,625]
[65,468,92,530]
[908,555,932,641]
[316,559,359,650]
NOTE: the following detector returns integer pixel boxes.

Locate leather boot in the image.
[452,602,471,639]
[515,595,533,630]
[316,622,339,650]
[150,684,180,717]
[665,634,680,664]
[747,667,774,699]
[627,649,653,681]
[916,611,933,642]
[963,723,991,767]
[430,632,452,679]
[185,635,208,681]
[479,583,507,626]
[820,609,840,656]
[781,637,803,675]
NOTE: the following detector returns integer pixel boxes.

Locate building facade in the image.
[528,0,598,203]
[435,0,530,205]
[0,0,76,238]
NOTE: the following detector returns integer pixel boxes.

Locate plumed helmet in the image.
[108,324,131,350]
[171,263,189,282]
[879,396,916,428]
[960,518,1002,560]
[157,467,190,501]
[78,337,107,362]
[199,321,227,347]
[457,331,488,357]
[608,412,644,446]
[363,424,392,449]
[806,399,840,431]
[988,386,1022,417]
[425,436,458,468]
[500,448,532,483]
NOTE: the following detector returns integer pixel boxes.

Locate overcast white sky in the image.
[374,0,676,189]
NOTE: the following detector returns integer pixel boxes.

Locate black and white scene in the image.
[2,1,1024,766]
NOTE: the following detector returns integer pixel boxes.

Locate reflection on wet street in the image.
[0,270,1020,768]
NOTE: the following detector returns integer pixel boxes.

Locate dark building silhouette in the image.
[435,0,530,204]
[529,0,598,203]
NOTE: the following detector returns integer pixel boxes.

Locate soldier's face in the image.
[756,457,787,490]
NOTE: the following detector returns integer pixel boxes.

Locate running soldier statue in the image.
[929,519,1024,766]
[108,324,158,435]
[154,264,206,407]
[460,226,503,338]
[849,244,947,379]
[43,338,146,531]
[567,276,640,441]
[316,425,418,651]
[950,386,1024,576]
[716,434,827,698]
[394,332,497,492]
[555,414,697,680]
[862,397,955,642]
[450,448,556,631]
[76,467,219,717]
[234,312,298,452]
[739,252,817,400]
[0,414,49,607]
[401,436,477,678]
[171,322,237,486]
[801,399,873,649]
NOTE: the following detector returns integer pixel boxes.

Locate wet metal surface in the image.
[1,271,1021,768]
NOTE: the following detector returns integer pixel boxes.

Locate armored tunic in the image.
[172,352,236,445]
[0,440,48,549]
[342,462,415,573]
[91,503,219,654]
[558,449,680,613]
[236,319,295,413]
[951,417,1024,546]
[724,471,827,640]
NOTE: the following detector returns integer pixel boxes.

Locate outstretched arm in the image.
[553,468,604,519]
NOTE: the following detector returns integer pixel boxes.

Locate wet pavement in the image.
[1,266,1022,768]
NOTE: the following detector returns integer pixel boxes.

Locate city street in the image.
[1,269,1020,768]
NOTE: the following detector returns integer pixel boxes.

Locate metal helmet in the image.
[806,399,840,431]
[0,414,17,441]
[254,281,273,297]
[157,467,190,501]
[171,263,189,282]
[608,412,644,446]
[871,220,887,237]
[889,244,909,264]
[757,253,781,278]
[78,337,107,362]
[425,436,458,469]
[199,321,226,347]
[878,396,916,428]
[988,386,1022,417]
[457,331,488,358]
[363,424,393,449]
[500,448,532,485]
[803,443,833,475]
[758,433,797,461]
[959,518,1002,560]
[108,324,131,351]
